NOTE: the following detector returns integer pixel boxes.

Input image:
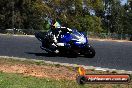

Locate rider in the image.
[41,18,72,53]
[49,20,72,53]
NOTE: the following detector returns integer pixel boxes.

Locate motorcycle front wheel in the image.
[84,45,95,58]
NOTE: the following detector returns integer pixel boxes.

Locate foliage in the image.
[102,0,132,34]
[0,0,131,34]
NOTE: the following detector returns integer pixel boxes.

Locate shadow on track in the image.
[25,52,57,57]
[25,52,85,58]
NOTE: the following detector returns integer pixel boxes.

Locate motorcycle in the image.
[35,27,95,58]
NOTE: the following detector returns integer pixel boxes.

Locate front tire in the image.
[84,45,95,58]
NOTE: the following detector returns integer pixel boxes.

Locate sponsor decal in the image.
[76,67,131,85]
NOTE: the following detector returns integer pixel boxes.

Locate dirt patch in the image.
[0,63,77,80]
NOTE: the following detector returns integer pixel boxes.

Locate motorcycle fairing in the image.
[59,29,88,45]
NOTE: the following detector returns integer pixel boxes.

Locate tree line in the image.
[0,0,131,34]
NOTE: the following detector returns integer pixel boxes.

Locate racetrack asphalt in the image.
[0,34,132,71]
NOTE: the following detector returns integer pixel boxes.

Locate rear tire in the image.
[35,32,47,41]
[67,50,78,58]
[47,51,57,57]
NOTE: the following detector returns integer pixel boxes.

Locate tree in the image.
[0,0,116,34]
[122,1,132,34]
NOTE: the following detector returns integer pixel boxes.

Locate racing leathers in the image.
[49,27,72,53]
[41,27,72,53]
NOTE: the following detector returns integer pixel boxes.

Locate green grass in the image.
[0,58,132,88]
[0,72,89,88]
[0,71,131,88]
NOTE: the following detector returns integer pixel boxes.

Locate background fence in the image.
[87,32,132,41]
[0,29,38,35]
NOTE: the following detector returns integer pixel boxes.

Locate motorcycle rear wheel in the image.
[67,50,78,58]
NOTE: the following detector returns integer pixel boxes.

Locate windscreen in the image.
[71,29,83,40]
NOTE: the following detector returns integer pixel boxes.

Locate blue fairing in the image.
[59,29,88,45]
[59,33,72,43]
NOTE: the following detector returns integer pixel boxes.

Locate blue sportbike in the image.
[35,27,95,58]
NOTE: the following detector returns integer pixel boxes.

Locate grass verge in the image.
[0,58,131,88]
